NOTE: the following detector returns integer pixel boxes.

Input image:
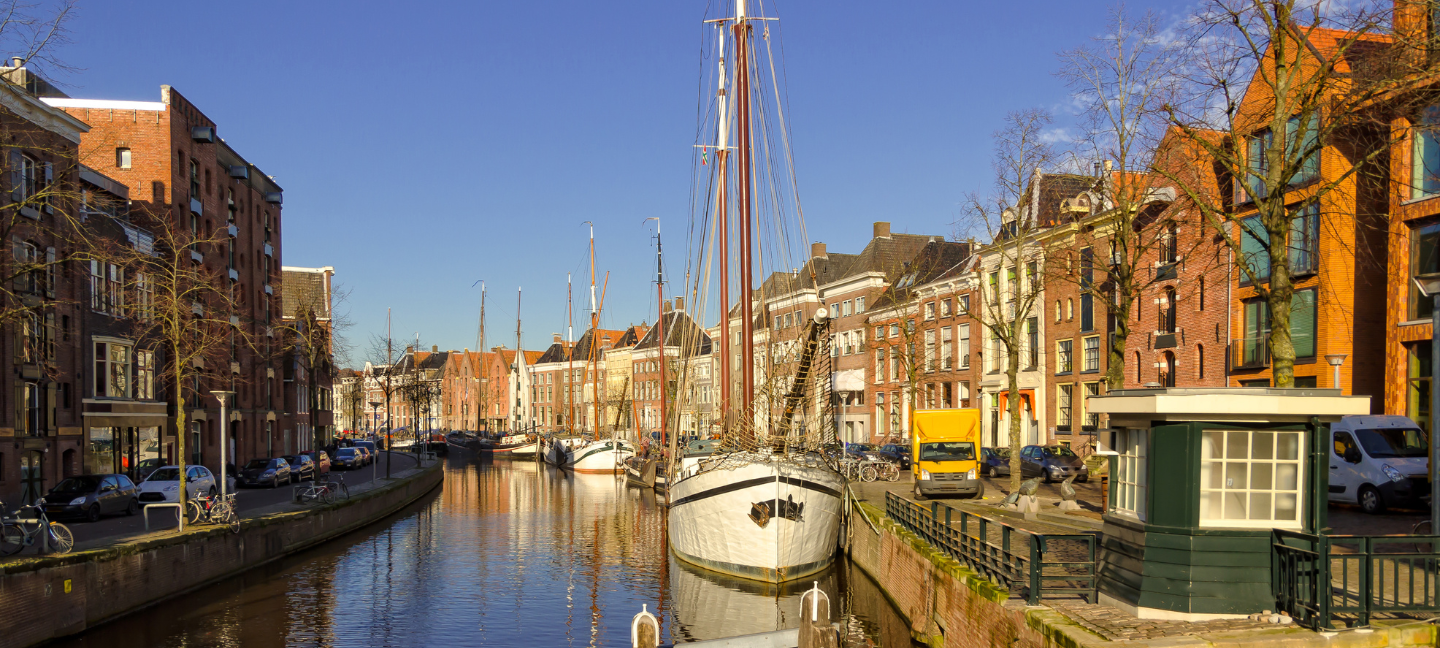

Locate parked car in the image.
[284,454,316,481]
[981,447,1011,478]
[1328,415,1430,514]
[238,458,293,488]
[845,442,879,461]
[302,450,331,476]
[352,440,379,464]
[332,447,364,470]
[1019,445,1088,483]
[132,458,165,482]
[138,465,217,506]
[45,474,140,522]
[876,444,911,470]
[354,446,374,466]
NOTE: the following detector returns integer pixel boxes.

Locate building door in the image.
[19,450,43,505]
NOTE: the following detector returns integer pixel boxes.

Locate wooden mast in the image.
[475,283,485,435]
[567,273,574,436]
[715,19,732,435]
[652,218,667,449]
[588,222,601,441]
[733,0,756,425]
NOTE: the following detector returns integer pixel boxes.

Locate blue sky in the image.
[55,0,1176,362]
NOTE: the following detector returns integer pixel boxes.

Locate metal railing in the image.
[1273,529,1440,629]
[884,492,1097,604]
[1230,338,1270,370]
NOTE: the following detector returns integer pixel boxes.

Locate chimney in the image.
[811,242,827,259]
[674,296,685,311]
[1103,159,1113,173]
[873,221,891,239]
[553,333,562,344]
[432,345,438,353]
[663,299,673,313]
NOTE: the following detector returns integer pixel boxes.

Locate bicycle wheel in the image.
[885,465,901,482]
[185,501,203,525]
[0,522,23,556]
[47,522,73,554]
[860,465,878,482]
[222,506,240,534]
[1416,519,1433,535]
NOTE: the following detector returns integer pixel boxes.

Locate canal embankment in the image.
[0,455,443,648]
[845,486,1440,648]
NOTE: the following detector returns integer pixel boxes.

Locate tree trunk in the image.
[174,344,188,509]
[1005,341,1023,493]
[1268,253,1295,388]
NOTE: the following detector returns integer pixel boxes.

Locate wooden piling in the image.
[798,583,837,648]
[631,604,659,648]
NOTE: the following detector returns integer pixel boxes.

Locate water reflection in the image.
[55,456,912,647]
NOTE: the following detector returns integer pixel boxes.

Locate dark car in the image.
[1019,445,1088,483]
[352,441,379,464]
[876,444,911,470]
[333,447,363,470]
[302,451,331,476]
[845,442,879,461]
[284,454,316,481]
[238,458,293,488]
[981,447,1011,479]
[45,474,140,522]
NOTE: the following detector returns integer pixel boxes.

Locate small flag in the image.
[702,150,708,165]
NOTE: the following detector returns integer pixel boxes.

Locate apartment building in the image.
[280,265,336,452]
[631,302,711,441]
[601,325,647,434]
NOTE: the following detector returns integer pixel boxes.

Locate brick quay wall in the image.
[0,461,443,648]
[843,500,1439,648]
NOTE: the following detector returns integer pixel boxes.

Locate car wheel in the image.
[86,504,100,523]
[970,481,985,500]
[1358,485,1386,514]
[271,477,279,489]
[913,484,926,501]
[126,499,140,516]
[988,466,999,479]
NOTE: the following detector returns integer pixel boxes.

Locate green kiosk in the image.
[1088,387,1369,620]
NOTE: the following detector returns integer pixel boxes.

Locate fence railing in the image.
[884,492,1097,604]
[1273,529,1440,629]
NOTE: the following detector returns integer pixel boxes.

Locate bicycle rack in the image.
[143,502,184,532]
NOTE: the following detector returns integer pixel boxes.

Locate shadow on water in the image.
[53,454,918,647]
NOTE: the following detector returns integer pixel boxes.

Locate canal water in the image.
[56,455,916,647]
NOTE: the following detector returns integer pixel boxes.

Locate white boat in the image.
[542,435,587,467]
[571,438,636,474]
[665,0,844,584]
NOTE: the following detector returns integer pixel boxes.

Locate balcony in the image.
[1230,338,1270,371]
[228,165,248,179]
[189,249,203,263]
[190,197,203,215]
[227,224,238,237]
[228,268,238,282]
[264,284,273,295]
[264,192,282,205]
[263,243,273,257]
[191,126,215,143]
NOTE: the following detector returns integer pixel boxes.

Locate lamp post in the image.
[1324,354,1347,392]
[369,401,381,439]
[211,391,234,498]
[1410,275,1440,535]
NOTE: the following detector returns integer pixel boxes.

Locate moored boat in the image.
[571,438,635,474]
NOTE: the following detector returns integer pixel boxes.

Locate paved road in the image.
[33,452,423,552]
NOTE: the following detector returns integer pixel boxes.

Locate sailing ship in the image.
[666,0,844,584]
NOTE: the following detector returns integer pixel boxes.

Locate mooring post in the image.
[799,581,838,648]
[631,604,659,648]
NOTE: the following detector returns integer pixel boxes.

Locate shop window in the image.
[1113,427,1147,520]
[1199,429,1304,528]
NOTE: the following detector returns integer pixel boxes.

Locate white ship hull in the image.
[495,442,538,458]
[667,453,843,583]
[571,440,635,474]
[542,436,587,467]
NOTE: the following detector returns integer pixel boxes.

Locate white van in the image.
[1328,415,1431,514]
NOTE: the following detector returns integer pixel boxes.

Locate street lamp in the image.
[369,401,381,439]
[1324,354,1348,392]
[1409,274,1440,534]
[211,391,234,498]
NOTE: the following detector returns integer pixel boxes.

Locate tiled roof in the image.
[635,309,713,354]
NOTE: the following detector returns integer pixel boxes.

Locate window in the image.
[136,350,154,399]
[1199,276,1206,311]
[1066,298,1073,321]
[1413,104,1440,199]
[189,159,199,199]
[959,294,970,313]
[856,297,865,313]
[889,323,898,338]
[875,350,885,384]
[1291,289,1317,358]
[924,330,936,371]
[13,240,38,295]
[1242,298,1270,365]
[940,298,951,317]
[1407,341,1432,434]
[924,302,935,321]
[1198,344,1206,380]
[1245,114,1319,200]
[940,326,953,370]
[1083,382,1101,428]
[1238,205,1320,283]
[1055,299,1062,323]
[957,381,971,408]
[1161,351,1177,388]
[1026,317,1038,369]
[1080,247,1095,332]
[875,325,883,341]
[888,347,898,382]
[1057,384,1073,429]
[958,324,970,369]
[19,382,40,436]
[1082,336,1100,373]
[1159,223,1178,265]
[94,340,132,398]
[135,273,153,321]
[1200,429,1303,528]
[1159,287,1177,334]
[1113,428,1147,520]
[1410,220,1440,320]
[1056,339,1073,374]
[116,147,132,170]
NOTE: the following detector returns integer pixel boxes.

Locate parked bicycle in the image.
[186,493,239,534]
[298,474,349,505]
[0,498,74,555]
[840,457,901,483]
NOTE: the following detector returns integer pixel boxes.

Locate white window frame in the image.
[959,324,970,369]
[1199,429,1305,529]
[94,338,133,399]
[1113,427,1148,521]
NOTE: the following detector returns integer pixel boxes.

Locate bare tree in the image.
[277,284,352,454]
[1161,0,1407,387]
[958,109,1059,491]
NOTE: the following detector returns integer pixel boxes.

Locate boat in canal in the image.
[491,432,539,457]
[665,0,844,584]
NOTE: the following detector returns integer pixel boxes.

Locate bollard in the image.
[631,603,659,648]
[798,581,838,648]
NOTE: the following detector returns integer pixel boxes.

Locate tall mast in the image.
[649,218,667,448]
[715,19,732,435]
[515,287,523,432]
[587,222,600,439]
[475,283,485,435]
[567,273,574,436]
[733,0,756,424]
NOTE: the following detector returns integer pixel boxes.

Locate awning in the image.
[996,389,1036,412]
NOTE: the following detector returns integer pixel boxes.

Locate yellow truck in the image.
[911,409,984,500]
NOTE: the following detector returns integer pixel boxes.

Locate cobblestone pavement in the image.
[1048,600,1283,641]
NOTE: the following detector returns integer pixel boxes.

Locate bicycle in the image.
[186,493,239,534]
[297,480,334,505]
[0,499,74,555]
